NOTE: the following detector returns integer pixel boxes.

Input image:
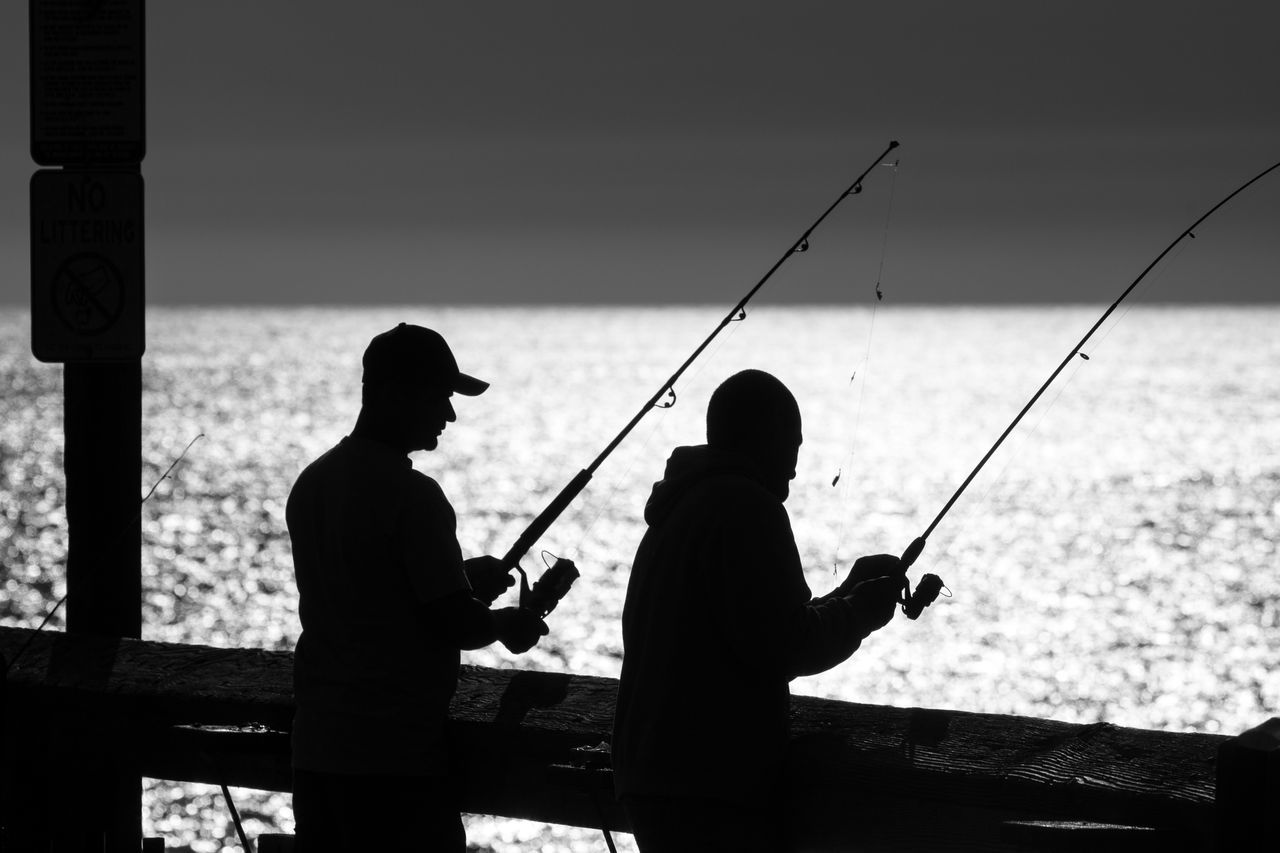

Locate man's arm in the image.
[784,575,902,678]
[708,498,897,679]
[421,590,547,653]
[399,476,543,652]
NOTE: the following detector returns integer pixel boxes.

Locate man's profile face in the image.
[407,386,456,452]
[743,419,801,502]
[763,430,802,502]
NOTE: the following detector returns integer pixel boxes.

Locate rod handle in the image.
[900,536,926,568]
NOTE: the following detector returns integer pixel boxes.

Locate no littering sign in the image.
[31,170,144,361]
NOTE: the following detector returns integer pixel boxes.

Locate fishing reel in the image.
[519,554,580,618]
[898,536,948,620]
[901,573,946,620]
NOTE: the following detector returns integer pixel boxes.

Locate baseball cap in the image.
[362,323,489,396]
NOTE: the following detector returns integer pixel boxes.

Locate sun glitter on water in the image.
[2,304,1278,851]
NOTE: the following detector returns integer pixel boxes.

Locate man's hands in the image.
[492,607,550,654]
[836,553,905,597]
[839,554,908,637]
[464,555,516,605]
[463,556,549,653]
[846,576,903,636]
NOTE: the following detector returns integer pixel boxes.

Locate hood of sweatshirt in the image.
[644,444,775,526]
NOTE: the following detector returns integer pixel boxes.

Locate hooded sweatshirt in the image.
[612,444,869,805]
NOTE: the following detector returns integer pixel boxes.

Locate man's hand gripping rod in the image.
[500,142,903,618]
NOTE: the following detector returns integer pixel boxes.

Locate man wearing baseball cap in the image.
[287,323,549,851]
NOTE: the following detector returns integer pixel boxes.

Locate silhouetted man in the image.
[287,323,547,852]
[612,369,906,852]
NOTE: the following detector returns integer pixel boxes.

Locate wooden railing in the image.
[2,626,1272,851]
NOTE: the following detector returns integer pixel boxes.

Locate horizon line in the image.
[6,298,1280,310]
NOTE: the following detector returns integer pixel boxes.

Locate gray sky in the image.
[4,1,1279,304]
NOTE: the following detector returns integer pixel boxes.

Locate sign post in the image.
[27,1,145,850]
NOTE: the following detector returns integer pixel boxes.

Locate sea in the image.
[2,304,1278,852]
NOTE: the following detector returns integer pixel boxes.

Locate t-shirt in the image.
[287,435,469,775]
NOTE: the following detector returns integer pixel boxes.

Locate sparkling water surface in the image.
[3,305,1278,851]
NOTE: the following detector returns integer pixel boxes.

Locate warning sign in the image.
[31,170,144,362]
[30,0,145,165]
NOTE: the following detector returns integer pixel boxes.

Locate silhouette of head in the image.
[707,369,802,500]
[357,323,488,452]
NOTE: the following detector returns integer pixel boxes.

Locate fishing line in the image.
[873,159,901,295]
[503,141,901,612]
[832,158,900,571]
[569,307,753,559]
[572,265,859,568]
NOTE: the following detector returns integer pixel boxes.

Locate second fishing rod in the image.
[508,139,902,616]
[892,156,1280,622]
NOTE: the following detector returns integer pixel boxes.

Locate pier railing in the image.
[2,626,1273,851]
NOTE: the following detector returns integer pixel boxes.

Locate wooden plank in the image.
[0,626,1227,850]
[784,700,1220,850]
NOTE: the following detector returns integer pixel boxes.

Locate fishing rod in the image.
[2,434,206,675]
[895,157,1280,620]
[509,140,902,616]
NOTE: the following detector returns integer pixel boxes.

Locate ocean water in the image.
[2,304,1279,851]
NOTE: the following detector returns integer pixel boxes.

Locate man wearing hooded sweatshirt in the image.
[612,369,906,851]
